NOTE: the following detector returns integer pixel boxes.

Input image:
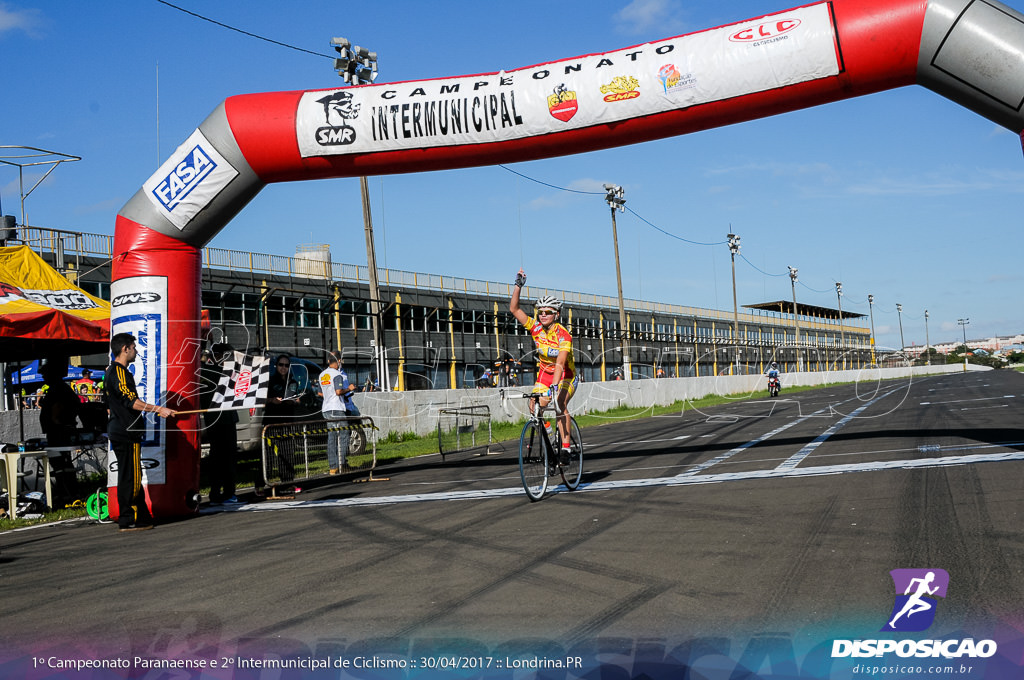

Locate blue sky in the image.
[2,0,1022,351]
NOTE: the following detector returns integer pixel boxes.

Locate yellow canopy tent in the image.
[0,245,110,361]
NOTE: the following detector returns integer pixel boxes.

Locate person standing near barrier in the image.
[258,352,298,491]
[318,351,357,474]
[105,332,176,532]
[200,344,241,505]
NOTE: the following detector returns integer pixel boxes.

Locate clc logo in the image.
[882,569,949,632]
[730,19,801,42]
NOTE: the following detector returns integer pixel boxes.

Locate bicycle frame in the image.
[518,392,583,501]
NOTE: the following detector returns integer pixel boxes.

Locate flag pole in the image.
[173,405,262,416]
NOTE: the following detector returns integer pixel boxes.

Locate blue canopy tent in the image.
[9,360,86,386]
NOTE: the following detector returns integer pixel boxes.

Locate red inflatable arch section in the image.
[111,0,1024,518]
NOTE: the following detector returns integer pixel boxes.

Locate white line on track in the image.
[775,384,906,472]
[210,449,1024,513]
[919,395,1014,405]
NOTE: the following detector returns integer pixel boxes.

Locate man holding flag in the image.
[105,332,176,532]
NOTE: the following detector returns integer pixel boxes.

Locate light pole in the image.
[958,317,970,371]
[333,38,387,389]
[896,303,906,365]
[924,310,930,366]
[867,294,877,366]
[835,282,845,370]
[604,184,630,381]
[728,233,741,375]
[788,266,801,372]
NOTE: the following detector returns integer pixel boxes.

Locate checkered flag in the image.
[210,351,270,409]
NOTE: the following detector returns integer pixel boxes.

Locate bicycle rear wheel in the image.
[519,422,548,501]
[558,418,584,490]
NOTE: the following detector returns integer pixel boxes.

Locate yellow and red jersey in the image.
[524,317,575,379]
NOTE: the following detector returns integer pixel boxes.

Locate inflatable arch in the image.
[110,0,1024,518]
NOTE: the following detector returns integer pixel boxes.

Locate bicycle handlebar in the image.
[521,390,563,415]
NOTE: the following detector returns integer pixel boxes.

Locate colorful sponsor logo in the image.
[0,280,99,310]
[112,292,162,307]
[547,84,578,122]
[656,64,697,94]
[315,91,361,146]
[600,76,640,102]
[150,145,217,213]
[882,569,949,632]
[730,18,802,43]
[234,370,252,398]
[830,568,997,661]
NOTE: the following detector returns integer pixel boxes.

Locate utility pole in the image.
[958,318,970,372]
[868,294,876,366]
[788,266,800,372]
[332,37,386,389]
[835,282,845,371]
[728,233,741,374]
[896,303,906,366]
[924,309,930,366]
[604,184,630,380]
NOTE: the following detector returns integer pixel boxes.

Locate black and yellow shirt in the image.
[104,362,145,443]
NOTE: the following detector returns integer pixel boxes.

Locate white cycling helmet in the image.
[535,295,561,312]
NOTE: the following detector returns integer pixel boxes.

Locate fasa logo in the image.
[151,145,217,212]
[883,568,949,632]
[730,18,801,42]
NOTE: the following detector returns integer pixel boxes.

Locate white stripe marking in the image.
[212,450,1024,513]
[776,385,904,472]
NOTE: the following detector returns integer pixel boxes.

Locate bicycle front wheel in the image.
[519,421,548,501]
[558,418,584,490]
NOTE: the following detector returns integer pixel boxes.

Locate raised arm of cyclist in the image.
[510,269,579,463]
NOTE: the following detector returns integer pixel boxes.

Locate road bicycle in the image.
[518,392,583,501]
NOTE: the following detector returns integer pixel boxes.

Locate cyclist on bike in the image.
[510,269,579,464]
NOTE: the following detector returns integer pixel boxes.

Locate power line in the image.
[626,206,726,247]
[153,0,333,59]
[500,154,903,316]
[497,164,602,195]
[739,253,787,277]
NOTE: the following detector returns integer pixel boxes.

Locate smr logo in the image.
[882,569,949,632]
[315,91,360,146]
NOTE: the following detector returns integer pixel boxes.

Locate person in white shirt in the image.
[318,351,357,474]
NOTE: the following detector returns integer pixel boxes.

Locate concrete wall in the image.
[0,363,986,445]
[352,363,987,439]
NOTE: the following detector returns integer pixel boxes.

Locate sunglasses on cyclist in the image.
[537,308,557,316]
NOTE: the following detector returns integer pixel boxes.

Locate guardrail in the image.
[260,416,379,495]
[436,406,493,461]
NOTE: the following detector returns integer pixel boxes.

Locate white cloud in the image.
[613,0,685,36]
[0,3,43,38]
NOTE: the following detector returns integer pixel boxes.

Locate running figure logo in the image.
[882,569,949,632]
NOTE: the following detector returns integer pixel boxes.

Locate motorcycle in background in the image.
[768,375,781,398]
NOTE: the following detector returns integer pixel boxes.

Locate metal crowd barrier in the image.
[260,416,381,495]
[436,406,493,461]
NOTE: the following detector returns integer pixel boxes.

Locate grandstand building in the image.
[19,226,874,390]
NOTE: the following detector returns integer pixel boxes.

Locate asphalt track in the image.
[2,370,1023,670]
